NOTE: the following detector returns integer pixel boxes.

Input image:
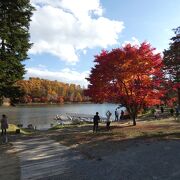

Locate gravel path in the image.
[9,136,180,180]
[0,143,20,180]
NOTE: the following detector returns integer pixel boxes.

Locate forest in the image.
[16,78,89,104]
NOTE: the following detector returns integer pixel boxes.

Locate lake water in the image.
[0,103,123,130]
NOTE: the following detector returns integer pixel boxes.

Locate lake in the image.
[0,103,124,130]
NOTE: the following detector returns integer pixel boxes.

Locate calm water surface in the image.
[0,103,121,130]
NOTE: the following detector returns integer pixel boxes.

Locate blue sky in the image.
[26,0,180,87]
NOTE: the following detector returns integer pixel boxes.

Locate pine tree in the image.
[0,0,34,102]
[163,27,180,105]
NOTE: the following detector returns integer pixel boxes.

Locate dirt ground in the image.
[0,142,20,180]
[0,117,180,180]
[47,117,180,159]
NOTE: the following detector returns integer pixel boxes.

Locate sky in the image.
[25,0,180,87]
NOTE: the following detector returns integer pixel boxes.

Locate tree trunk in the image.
[132,116,136,126]
[127,106,137,126]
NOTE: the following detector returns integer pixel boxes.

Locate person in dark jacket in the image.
[115,109,119,121]
[170,108,174,116]
[120,110,124,120]
[93,112,100,133]
[1,114,8,136]
[160,106,164,113]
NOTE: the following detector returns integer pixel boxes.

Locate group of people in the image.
[115,109,125,121]
[170,106,180,117]
[93,108,125,133]
[93,111,111,133]
[153,105,180,119]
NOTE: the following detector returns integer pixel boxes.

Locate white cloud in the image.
[122,37,163,55]
[37,64,47,70]
[122,37,140,47]
[25,67,90,87]
[29,0,124,64]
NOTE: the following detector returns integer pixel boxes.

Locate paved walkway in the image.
[12,136,84,180]
[10,137,180,180]
[0,143,20,180]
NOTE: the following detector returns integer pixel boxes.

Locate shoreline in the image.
[0,101,93,107]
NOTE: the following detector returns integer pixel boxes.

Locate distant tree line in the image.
[15,78,89,104]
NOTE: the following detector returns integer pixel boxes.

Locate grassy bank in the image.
[4,124,36,135]
[47,117,180,158]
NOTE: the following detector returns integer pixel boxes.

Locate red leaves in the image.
[87,42,165,110]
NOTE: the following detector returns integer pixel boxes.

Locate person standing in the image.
[1,114,8,136]
[115,109,119,121]
[175,106,179,119]
[93,112,100,133]
[170,108,174,116]
[160,106,164,113]
[120,110,124,120]
[106,110,112,130]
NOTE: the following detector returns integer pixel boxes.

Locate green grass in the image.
[49,121,92,130]
[7,124,35,135]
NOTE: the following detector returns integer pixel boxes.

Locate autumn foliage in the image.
[16,78,88,104]
[86,42,165,125]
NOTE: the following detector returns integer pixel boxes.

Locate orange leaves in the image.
[16,78,86,103]
[87,42,165,111]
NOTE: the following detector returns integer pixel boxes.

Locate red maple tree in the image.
[86,42,165,125]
